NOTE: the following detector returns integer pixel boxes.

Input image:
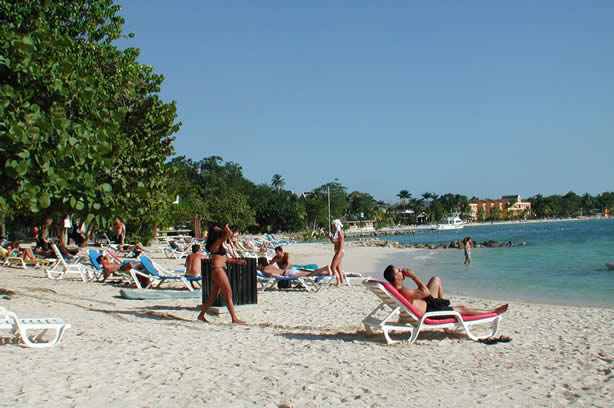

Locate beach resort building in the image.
[469,195,532,221]
[339,215,376,232]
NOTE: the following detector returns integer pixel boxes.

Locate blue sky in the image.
[117,1,613,202]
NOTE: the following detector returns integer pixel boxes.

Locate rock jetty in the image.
[348,238,527,249]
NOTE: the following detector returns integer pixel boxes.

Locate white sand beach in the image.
[1,243,612,407]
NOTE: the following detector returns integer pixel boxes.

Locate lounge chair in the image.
[0,306,71,348]
[0,247,55,269]
[162,240,190,260]
[256,272,333,293]
[87,249,151,288]
[362,280,501,345]
[45,244,95,281]
[138,255,200,291]
[264,233,296,246]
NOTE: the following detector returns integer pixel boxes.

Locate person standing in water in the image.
[464,237,472,264]
[197,223,246,324]
[325,219,345,287]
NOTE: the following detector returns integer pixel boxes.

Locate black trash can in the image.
[202,258,258,306]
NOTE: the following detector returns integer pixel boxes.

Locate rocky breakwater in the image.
[348,238,527,249]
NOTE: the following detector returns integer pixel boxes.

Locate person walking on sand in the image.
[325,219,345,287]
[197,223,246,324]
[464,237,472,264]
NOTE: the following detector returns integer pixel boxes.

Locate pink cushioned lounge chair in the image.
[362,280,501,345]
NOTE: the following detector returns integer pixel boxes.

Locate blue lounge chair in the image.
[265,234,296,246]
[138,255,201,291]
[88,249,151,288]
[256,272,333,293]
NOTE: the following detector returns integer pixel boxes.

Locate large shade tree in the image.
[0,0,179,241]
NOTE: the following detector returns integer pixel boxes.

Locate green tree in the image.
[397,190,411,209]
[477,206,486,221]
[166,156,256,231]
[348,191,376,217]
[271,174,285,194]
[490,206,503,221]
[0,0,179,242]
[431,200,445,222]
[305,180,347,229]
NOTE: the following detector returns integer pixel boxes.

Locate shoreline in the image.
[296,215,611,239]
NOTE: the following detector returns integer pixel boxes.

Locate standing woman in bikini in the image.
[326,219,345,287]
[197,223,246,324]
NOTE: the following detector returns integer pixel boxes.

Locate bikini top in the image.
[210,247,227,256]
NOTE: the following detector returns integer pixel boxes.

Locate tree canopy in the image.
[1,0,179,240]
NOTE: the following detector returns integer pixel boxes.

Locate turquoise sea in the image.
[371,218,614,308]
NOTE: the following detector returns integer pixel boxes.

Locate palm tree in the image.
[271,174,285,194]
[397,190,411,209]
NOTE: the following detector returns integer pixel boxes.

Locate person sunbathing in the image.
[383,265,508,317]
[97,254,142,281]
[6,241,37,261]
[257,257,332,277]
[241,239,268,253]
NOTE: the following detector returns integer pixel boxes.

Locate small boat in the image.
[435,215,465,230]
[606,263,614,270]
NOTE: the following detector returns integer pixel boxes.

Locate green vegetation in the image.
[528,192,614,218]
[0,0,179,241]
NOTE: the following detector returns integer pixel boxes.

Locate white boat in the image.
[435,215,465,230]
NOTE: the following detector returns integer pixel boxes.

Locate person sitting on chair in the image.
[383,265,508,317]
[185,244,208,289]
[97,254,142,281]
[270,246,290,270]
[6,241,37,261]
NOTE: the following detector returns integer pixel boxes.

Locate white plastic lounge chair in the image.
[162,240,190,260]
[256,272,333,293]
[45,244,95,281]
[138,255,200,291]
[0,306,71,348]
[362,280,501,345]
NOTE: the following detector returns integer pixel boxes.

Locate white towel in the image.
[332,219,343,241]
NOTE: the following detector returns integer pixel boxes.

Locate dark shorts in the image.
[113,235,123,245]
[36,237,49,251]
[424,295,453,319]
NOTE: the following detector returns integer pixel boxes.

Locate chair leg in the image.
[463,316,500,341]
[18,325,68,348]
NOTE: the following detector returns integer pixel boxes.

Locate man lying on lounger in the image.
[97,254,142,281]
[383,265,508,317]
[257,257,332,278]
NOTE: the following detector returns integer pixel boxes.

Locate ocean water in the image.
[371,218,614,308]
